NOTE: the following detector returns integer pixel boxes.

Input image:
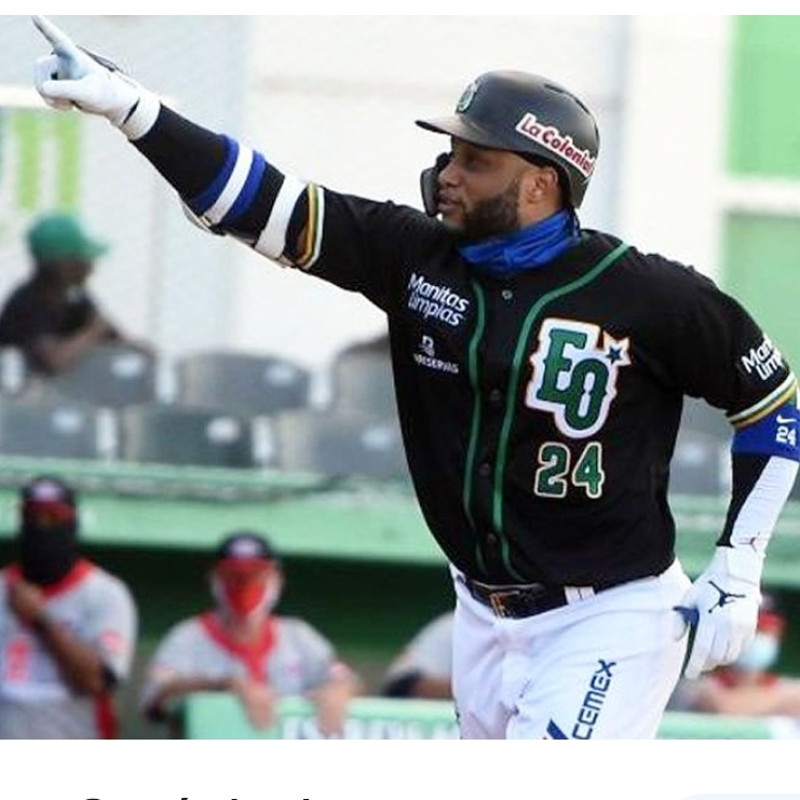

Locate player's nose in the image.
[438,158,460,188]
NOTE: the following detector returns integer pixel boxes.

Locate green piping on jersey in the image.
[491,241,631,579]
[463,281,488,574]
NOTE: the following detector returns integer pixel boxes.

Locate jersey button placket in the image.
[488,388,503,407]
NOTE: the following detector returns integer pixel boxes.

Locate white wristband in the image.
[117,88,161,141]
[710,545,763,585]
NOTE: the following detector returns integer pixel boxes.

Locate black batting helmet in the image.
[416,70,599,208]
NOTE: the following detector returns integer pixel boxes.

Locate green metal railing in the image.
[0,455,798,582]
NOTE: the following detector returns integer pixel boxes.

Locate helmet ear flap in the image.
[420,152,451,217]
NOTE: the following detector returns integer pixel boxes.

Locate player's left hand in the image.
[674,546,762,679]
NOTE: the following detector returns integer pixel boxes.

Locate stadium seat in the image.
[273,409,408,480]
[175,351,312,417]
[0,397,114,460]
[36,344,158,409]
[679,397,730,441]
[118,403,258,469]
[0,347,29,397]
[670,429,729,496]
[329,335,396,417]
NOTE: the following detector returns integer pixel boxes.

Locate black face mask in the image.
[18,520,79,586]
[15,478,81,585]
[18,524,79,585]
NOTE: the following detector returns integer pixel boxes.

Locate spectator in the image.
[0,212,151,378]
[0,475,138,738]
[668,594,800,717]
[381,611,454,700]
[140,530,361,737]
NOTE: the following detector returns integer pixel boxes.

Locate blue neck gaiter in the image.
[459,209,580,277]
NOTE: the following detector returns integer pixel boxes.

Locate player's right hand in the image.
[32,15,158,138]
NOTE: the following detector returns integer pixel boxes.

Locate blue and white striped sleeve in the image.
[134,107,325,269]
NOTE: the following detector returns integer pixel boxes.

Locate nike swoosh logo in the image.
[777,416,797,424]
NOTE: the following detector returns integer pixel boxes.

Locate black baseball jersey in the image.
[306,193,794,587]
[132,108,796,589]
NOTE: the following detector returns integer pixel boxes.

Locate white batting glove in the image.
[674,546,762,679]
[32,15,160,140]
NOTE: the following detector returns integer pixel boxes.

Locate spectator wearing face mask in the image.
[0,475,138,738]
[0,212,152,378]
[139,531,361,737]
[668,594,800,717]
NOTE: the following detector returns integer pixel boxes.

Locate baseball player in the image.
[0,475,138,738]
[381,611,454,699]
[139,531,360,738]
[32,16,800,739]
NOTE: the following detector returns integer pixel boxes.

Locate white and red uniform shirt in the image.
[0,559,138,739]
[140,611,348,714]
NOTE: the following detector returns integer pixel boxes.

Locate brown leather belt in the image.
[464,577,597,619]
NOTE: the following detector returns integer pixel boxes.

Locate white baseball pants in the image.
[450,559,691,739]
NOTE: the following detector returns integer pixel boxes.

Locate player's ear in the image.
[521,164,560,205]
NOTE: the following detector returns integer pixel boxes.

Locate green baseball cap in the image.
[26,213,109,263]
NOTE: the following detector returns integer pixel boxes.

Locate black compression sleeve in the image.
[131,105,228,198]
[718,452,770,546]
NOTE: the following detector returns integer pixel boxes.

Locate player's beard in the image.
[459,177,522,243]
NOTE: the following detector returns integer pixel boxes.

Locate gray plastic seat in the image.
[331,351,396,418]
[0,397,113,460]
[0,347,29,397]
[119,403,257,469]
[670,429,729,496]
[679,397,730,440]
[329,335,396,418]
[175,351,311,417]
[40,344,158,409]
[273,409,408,480]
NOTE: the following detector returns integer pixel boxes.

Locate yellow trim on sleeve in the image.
[296,184,322,270]
[728,374,798,430]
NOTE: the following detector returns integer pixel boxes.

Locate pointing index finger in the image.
[32,15,81,59]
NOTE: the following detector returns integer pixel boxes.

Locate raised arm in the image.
[33,16,315,268]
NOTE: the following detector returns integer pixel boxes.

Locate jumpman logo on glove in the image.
[676,548,763,679]
[707,580,746,612]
